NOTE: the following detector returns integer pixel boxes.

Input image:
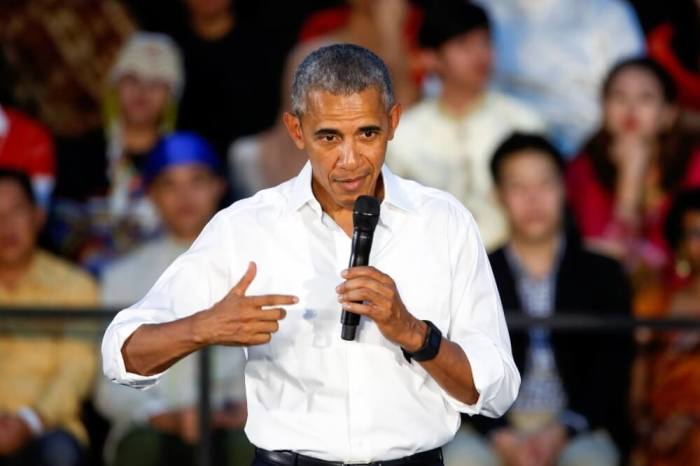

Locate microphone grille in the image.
[353,195,380,231]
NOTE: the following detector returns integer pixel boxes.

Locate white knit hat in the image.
[111,32,184,97]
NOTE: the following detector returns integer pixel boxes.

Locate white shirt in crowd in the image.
[101,163,520,463]
[474,0,645,155]
[96,236,246,462]
[387,91,544,251]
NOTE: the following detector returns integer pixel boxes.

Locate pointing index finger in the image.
[246,294,299,307]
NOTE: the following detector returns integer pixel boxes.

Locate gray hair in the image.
[291,44,395,116]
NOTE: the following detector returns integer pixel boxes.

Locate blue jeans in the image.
[0,430,84,466]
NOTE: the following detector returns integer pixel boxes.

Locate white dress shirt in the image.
[102,163,520,462]
[387,92,544,251]
[475,0,645,155]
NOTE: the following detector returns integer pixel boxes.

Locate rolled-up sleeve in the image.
[444,205,520,417]
[101,212,234,388]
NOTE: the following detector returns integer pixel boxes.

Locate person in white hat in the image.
[52,32,186,273]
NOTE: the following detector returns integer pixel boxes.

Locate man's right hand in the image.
[193,262,298,346]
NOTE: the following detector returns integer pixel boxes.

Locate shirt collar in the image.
[288,162,415,216]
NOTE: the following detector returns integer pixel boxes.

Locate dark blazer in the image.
[475,235,633,451]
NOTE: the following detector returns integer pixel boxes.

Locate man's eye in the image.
[362,130,377,139]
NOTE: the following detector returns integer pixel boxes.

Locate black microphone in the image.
[341,195,381,341]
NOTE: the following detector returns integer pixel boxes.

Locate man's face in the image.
[117,74,171,128]
[0,180,42,267]
[148,164,224,241]
[284,88,401,211]
[434,28,492,93]
[497,150,564,242]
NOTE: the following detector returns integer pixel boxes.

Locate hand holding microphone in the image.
[338,196,426,351]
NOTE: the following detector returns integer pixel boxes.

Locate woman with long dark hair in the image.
[566,57,700,283]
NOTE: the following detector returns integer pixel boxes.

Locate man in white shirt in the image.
[387,0,544,251]
[96,132,251,466]
[102,43,520,466]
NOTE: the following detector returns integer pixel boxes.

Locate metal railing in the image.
[1,306,699,466]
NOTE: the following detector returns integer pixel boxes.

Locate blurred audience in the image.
[228,46,308,196]
[447,134,631,466]
[631,188,700,466]
[647,0,700,114]
[51,32,183,273]
[0,169,98,466]
[474,0,645,156]
[298,0,421,105]
[566,57,700,295]
[387,0,543,251]
[172,0,291,159]
[96,132,250,466]
[0,0,134,138]
[0,105,54,210]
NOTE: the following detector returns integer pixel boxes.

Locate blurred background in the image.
[1,0,699,465]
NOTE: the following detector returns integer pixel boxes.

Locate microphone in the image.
[341,195,381,341]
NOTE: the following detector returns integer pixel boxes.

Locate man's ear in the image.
[283,112,306,150]
[387,103,402,140]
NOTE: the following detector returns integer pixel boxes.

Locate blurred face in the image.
[283,88,401,211]
[185,0,231,18]
[0,180,43,268]
[497,150,564,243]
[603,66,676,139]
[148,164,224,241]
[681,211,700,274]
[117,74,171,128]
[433,28,492,93]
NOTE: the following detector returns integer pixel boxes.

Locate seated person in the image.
[631,188,700,465]
[0,169,98,466]
[95,132,251,466]
[387,0,543,251]
[566,57,700,292]
[455,133,632,466]
[51,31,184,271]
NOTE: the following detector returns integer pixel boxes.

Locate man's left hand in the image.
[0,415,33,456]
[337,266,426,351]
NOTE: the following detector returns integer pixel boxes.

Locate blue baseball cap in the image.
[143,132,221,185]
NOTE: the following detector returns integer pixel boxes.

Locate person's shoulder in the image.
[568,242,625,278]
[484,91,544,128]
[397,98,440,127]
[216,176,298,223]
[35,250,98,298]
[102,241,164,283]
[5,107,52,143]
[392,171,476,224]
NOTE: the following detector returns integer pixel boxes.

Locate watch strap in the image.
[402,320,442,363]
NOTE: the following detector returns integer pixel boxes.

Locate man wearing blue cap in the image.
[96,132,252,466]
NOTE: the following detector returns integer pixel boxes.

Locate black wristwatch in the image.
[402,320,442,363]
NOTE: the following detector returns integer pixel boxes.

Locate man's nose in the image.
[337,141,360,168]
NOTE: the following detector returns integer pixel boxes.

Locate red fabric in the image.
[648,23,700,112]
[0,108,55,178]
[566,147,700,254]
